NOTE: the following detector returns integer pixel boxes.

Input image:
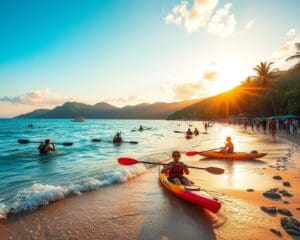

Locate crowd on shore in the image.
[229,117,299,138]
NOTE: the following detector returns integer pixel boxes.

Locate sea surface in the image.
[0,119,294,219]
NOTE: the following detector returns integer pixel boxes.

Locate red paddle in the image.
[117,157,224,175]
[186,147,222,157]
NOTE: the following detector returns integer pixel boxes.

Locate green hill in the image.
[168,67,300,120]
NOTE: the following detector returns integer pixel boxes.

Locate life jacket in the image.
[113,137,122,143]
[227,142,234,153]
[169,162,184,178]
[39,144,48,155]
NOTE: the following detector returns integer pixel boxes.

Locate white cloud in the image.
[207,3,237,37]
[271,30,300,69]
[0,89,73,106]
[104,96,145,107]
[286,28,296,38]
[245,20,254,30]
[164,0,237,36]
[172,69,218,100]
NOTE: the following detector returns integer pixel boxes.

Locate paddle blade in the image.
[206,167,225,175]
[118,157,139,165]
[186,151,199,156]
[18,139,30,144]
[129,141,138,144]
[92,139,101,142]
[62,142,73,146]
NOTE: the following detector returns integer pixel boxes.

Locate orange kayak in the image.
[199,151,267,160]
[159,167,221,213]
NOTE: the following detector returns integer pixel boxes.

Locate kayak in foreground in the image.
[159,167,221,213]
[199,151,267,160]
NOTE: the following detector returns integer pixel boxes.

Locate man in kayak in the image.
[113,132,123,144]
[194,128,199,135]
[220,136,234,154]
[161,151,191,185]
[186,128,193,135]
[139,125,144,131]
[38,139,55,155]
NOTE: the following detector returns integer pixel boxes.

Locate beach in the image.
[0,121,299,240]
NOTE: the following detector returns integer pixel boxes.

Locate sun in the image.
[208,57,252,95]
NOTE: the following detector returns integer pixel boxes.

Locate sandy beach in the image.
[0,125,299,240]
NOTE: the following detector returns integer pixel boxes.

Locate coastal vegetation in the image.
[168,65,300,120]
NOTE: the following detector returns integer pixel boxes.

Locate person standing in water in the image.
[161,151,191,185]
[38,139,55,155]
[204,123,208,133]
[262,119,267,133]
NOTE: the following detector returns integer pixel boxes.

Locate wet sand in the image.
[1,127,300,240]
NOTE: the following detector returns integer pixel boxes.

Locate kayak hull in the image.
[185,135,193,139]
[199,151,267,160]
[159,167,221,213]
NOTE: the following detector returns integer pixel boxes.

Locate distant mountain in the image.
[16,109,50,118]
[16,99,199,119]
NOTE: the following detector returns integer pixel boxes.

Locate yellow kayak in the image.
[159,167,221,213]
[199,151,267,160]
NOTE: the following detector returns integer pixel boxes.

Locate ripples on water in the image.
[0,119,293,218]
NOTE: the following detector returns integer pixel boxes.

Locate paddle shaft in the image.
[137,160,211,170]
[18,139,73,146]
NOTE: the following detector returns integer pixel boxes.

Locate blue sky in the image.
[0,0,299,116]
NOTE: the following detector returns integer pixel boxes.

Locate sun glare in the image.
[209,57,251,95]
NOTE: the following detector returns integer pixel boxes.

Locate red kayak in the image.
[159,167,221,213]
[185,134,193,139]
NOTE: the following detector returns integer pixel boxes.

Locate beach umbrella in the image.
[282,114,300,120]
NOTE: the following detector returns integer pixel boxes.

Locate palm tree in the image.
[253,61,278,114]
[286,43,300,70]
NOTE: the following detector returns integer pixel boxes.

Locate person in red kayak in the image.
[38,139,55,155]
[113,132,123,144]
[220,136,234,154]
[186,128,193,135]
[161,151,191,185]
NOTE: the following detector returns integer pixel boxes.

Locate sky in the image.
[0,0,299,117]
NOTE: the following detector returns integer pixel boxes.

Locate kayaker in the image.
[161,151,191,185]
[220,136,234,154]
[113,132,123,143]
[186,128,193,135]
[194,128,199,135]
[38,139,55,155]
[139,125,144,131]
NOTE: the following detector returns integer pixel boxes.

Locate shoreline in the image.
[1,124,300,239]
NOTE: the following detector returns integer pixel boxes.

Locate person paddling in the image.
[161,151,191,185]
[139,125,144,131]
[113,132,123,144]
[38,139,55,155]
[220,136,234,154]
[186,128,193,135]
[194,128,199,135]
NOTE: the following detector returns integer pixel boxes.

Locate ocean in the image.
[0,119,293,219]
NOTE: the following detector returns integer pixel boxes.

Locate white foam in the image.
[0,165,147,219]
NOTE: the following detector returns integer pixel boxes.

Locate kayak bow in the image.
[159,167,221,213]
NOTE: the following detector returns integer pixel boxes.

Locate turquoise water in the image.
[0,119,293,219]
[0,119,198,218]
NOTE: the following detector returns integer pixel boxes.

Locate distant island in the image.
[16,99,200,119]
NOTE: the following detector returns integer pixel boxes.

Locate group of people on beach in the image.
[229,117,299,138]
